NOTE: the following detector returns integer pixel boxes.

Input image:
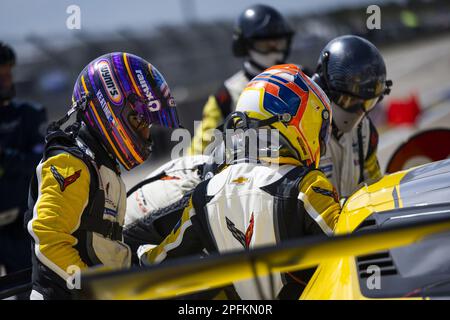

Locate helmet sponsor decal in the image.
[50,165,81,192]
[97,60,123,105]
[135,69,161,111]
[96,90,116,127]
[160,82,176,107]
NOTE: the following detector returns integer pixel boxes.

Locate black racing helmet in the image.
[232,4,294,58]
[314,35,392,115]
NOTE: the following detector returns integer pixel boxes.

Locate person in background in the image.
[0,42,47,278]
[189,4,297,155]
[312,35,392,198]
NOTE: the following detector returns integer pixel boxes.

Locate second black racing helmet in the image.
[312,35,392,133]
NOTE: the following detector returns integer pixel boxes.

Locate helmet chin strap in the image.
[47,93,91,133]
[222,111,292,132]
[219,111,294,166]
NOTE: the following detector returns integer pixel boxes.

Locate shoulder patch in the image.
[50,165,82,192]
[312,186,339,203]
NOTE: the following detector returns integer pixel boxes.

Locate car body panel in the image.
[301,159,450,299]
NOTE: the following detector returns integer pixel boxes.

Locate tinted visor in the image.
[127,93,179,129]
[250,38,289,53]
[332,91,379,114]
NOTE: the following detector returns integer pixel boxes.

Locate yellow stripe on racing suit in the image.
[139,199,198,265]
[28,152,90,279]
[298,170,341,236]
[364,147,382,182]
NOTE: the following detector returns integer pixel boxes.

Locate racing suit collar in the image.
[77,124,121,174]
[331,121,344,141]
[243,60,265,80]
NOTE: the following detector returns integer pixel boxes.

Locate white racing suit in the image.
[319,117,382,198]
[124,155,208,263]
[139,158,341,299]
[125,155,209,225]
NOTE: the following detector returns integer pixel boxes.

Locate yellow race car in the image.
[81,158,450,300]
[302,158,450,299]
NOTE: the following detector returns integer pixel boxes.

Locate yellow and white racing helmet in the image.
[235,64,332,168]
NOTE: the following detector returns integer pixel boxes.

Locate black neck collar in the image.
[243,60,265,80]
[77,125,121,174]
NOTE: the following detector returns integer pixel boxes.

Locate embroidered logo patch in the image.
[312,186,339,203]
[50,165,81,192]
[226,212,255,249]
[231,177,249,184]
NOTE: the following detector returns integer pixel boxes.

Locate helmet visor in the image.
[333,92,379,114]
[127,112,151,141]
[127,93,179,129]
[251,38,289,53]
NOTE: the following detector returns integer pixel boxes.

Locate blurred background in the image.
[1,0,449,187]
